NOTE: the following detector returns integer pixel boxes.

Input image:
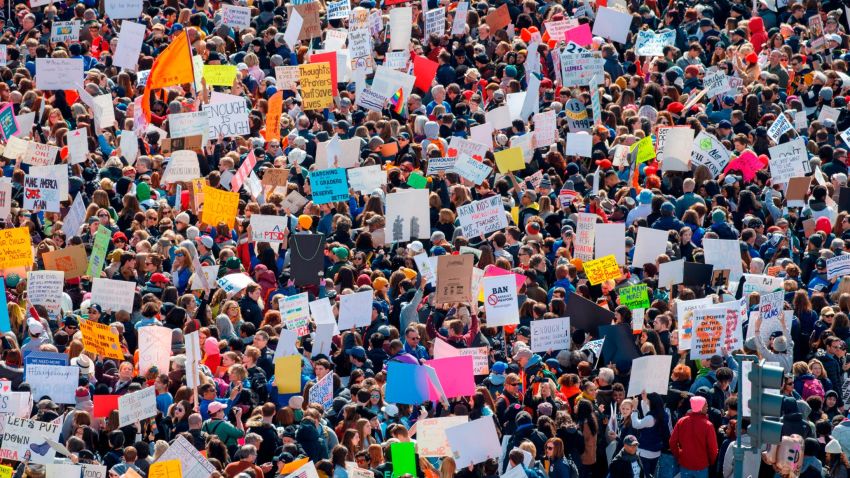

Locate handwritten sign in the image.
[530,317,570,352]
[0,227,33,270]
[118,386,157,426]
[80,318,125,360]
[619,284,649,310]
[583,254,620,285]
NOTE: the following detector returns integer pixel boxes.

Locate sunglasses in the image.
[175,253,185,257]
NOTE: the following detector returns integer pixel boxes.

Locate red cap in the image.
[150,273,170,284]
[667,102,685,115]
[595,159,613,169]
[112,232,127,242]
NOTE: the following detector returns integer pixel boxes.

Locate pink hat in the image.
[690,396,707,413]
[204,337,220,355]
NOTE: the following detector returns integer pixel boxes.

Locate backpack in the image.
[802,377,825,400]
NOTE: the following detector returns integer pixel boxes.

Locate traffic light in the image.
[748,360,784,449]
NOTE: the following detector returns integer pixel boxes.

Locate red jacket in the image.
[669,411,718,471]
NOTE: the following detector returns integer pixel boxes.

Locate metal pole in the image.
[733,354,758,478]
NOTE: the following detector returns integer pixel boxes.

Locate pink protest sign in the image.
[564,24,592,47]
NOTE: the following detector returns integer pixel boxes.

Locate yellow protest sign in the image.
[0,227,33,270]
[80,319,124,360]
[630,135,656,164]
[494,147,525,173]
[298,62,333,111]
[203,65,238,87]
[201,185,239,228]
[274,355,302,393]
[149,459,182,478]
[582,254,621,285]
[0,464,12,478]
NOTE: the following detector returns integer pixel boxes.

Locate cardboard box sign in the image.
[160,135,203,155]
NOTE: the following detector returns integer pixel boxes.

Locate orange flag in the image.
[265,91,283,142]
[141,30,195,121]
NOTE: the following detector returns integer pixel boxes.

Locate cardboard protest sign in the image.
[0,181,10,220]
[80,318,125,360]
[155,436,217,478]
[203,65,238,87]
[222,4,251,29]
[385,189,430,242]
[250,214,288,243]
[23,175,60,212]
[415,416,469,457]
[91,278,136,313]
[0,227,33,270]
[690,308,726,359]
[482,275,519,326]
[582,255,620,285]
[138,325,172,376]
[457,196,508,238]
[201,185,239,228]
[113,21,144,70]
[485,4,510,30]
[118,386,157,426]
[594,223,626,264]
[299,62,334,110]
[786,176,813,208]
[435,254,474,304]
[105,0,143,18]
[338,290,373,329]
[0,104,19,141]
[452,154,492,184]
[619,284,649,310]
[35,58,83,90]
[676,297,713,350]
[600,324,642,364]
[591,7,632,43]
[445,417,503,467]
[682,262,714,287]
[204,93,250,138]
[627,355,673,396]
[309,168,349,205]
[347,165,385,193]
[426,356,476,399]
[27,364,78,404]
[658,127,694,171]
[26,271,64,318]
[0,391,31,418]
[719,298,746,351]
[161,150,201,184]
[632,227,668,269]
[691,132,731,177]
[703,238,744,283]
[309,371,333,408]
[0,415,61,464]
[635,29,675,56]
[149,460,182,478]
[530,317,570,352]
[827,255,850,280]
[566,292,614,335]
[768,138,808,184]
[386,361,432,404]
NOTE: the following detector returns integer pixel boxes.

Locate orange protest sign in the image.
[80,319,124,360]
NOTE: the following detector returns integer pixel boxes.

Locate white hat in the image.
[27,318,43,336]
[826,439,843,454]
[406,241,424,254]
[71,355,94,376]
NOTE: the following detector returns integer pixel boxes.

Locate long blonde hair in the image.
[439,457,456,478]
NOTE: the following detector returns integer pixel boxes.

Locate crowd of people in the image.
[3,0,850,477]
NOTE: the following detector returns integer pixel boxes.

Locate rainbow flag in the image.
[389,87,405,115]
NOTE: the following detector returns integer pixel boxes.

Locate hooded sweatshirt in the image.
[420,121,447,160]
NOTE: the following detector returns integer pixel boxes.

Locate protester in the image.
[5,0,850,477]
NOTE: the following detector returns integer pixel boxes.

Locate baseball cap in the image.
[208,402,227,414]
